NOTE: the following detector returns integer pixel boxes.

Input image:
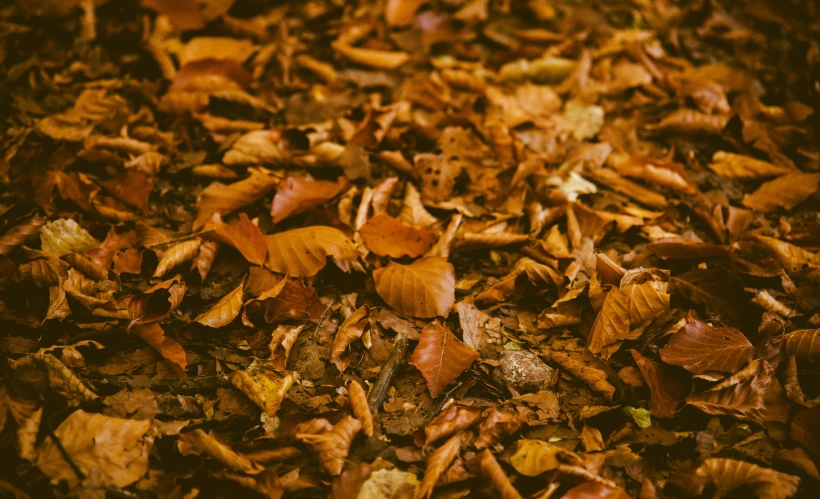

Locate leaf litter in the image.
[0,0,819,498]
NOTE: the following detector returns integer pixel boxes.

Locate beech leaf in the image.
[153,239,201,278]
[587,287,630,359]
[359,215,437,258]
[660,320,754,374]
[690,458,800,499]
[670,268,746,325]
[408,320,478,397]
[742,173,820,212]
[330,305,371,372]
[194,167,280,230]
[374,257,455,318]
[265,226,359,277]
[271,176,344,224]
[208,213,268,266]
[784,329,820,361]
[194,283,244,328]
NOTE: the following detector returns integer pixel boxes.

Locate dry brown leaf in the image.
[753,235,820,274]
[332,42,409,70]
[178,429,264,474]
[348,380,374,437]
[194,283,244,328]
[657,109,730,135]
[34,410,151,489]
[475,408,524,450]
[262,278,325,322]
[330,305,371,372]
[298,415,362,475]
[415,153,462,203]
[418,405,481,447]
[37,89,128,142]
[0,213,47,256]
[631,349,690,418]
[231,367,298,416]
[130,322,188,379]
[670,268,746,325]
[408,320,479,397]
[207,213,267,266]
[660,320,754,374]
[543,351,615,400]
[385,0,428,26]
[481,450,523,499]
[374,257,455,318]
[128,276,186,325]
[688,458,799,499]
[269,325,304,371]
[419,434,461,499]
[359,215,437,258]
[194,167,280,230]
[587,287,630,359]
[153,239,201,278]
[271,176,345,224]
[99,171,153,215]
[709,151,794,179]
[399,182,439,227]
[509,439,582,476]
[265,226,359,277]
[784,329,820,361]
[39,219,99,258]
[687,359,791,424]
[625,280,670,327]
[742,173,820,212]
[647,238,730,260]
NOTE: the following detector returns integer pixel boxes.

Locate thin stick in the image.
[45,421,85,482]
[368,331,408,415]
[148,230,214,248]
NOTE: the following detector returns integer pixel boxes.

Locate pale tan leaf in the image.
[358,468,420,499]
[360,215,438,258]
[743,173,820,212]
[40,219,99,257]
[34,410,151,489]
[419,434,461,499]
[297,415,361,475]
[178,429,264,474]
[265,226,359,277]
[153,239,201,278]
[408,320,478,397]
[231,367,298,416]
[348,379,374,437]
[709,151,794,180]
[374,257,455,318]
[269,325,304,371]
[194,283,244,328]
[194,167,280,230]
[332,42,409,70]
[754,235,820,273]
[330,305,371,372]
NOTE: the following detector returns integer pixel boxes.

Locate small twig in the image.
[148,230,214,248]
[428,381,463,419]
[45,420,85,482]
[368,331,408,415]
[311,305,331,340]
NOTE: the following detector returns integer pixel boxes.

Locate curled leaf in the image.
[194,283,244,328]
[265,226,359,277]
[231,367,298,416]
[331,305,371,372]
[480,450,523,499]
[418,405,481,447]
[297,415,361,475]
[269,325,304,371]
[208,213,267,266]
[475,408,525,450]
[784,329,820,361]
[194,167,280,230]
[271,176,344,224]
[348,379,374,437]
[742,173,820,212]
[419,434,461,499]
[153,239,201,278]
[178,429,263,474]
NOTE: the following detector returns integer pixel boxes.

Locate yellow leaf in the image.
[509,439,581,477]
[194,283,244,328]
[231,366,297,416]
[265,226,359,277]
[709,151,794,180]
[153,239,201,278]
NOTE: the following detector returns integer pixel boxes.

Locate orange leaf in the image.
[409,320,478,397]
[660,320,754,374]
[480,450,523,499]
[417,405,481,446]
[332,42,409,70]
[194,167,280,230]
[265,226,359,277]
[419,434,461,499]
[784,329,820,362]
[99,171,153,214]
[373,257,455,318]
[194,283,244,328]
[208,213,267,266]
[177,429,264,474]
[631,349,690,418]
[297,415,362,475]
[587,287,630,359]
[348,380,374,437]
[262,278,325,322]
[562,482,630,499]
[359,215,437,258]
[128,276,187,325]
[742,173,820,212]
[271,176,344,224]
[131,322,187,379]
[153,239,201,278]
[330,305,371,372]
[475,408,525,450]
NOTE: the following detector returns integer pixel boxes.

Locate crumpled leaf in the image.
[194,283,244,328]
[265,226,359,277]
[231,366,298,416]
[544,350,615,400]
[510,439,582,476]
[271,176,344,224]
[408,320,479,397]
[269,324,304,371]
[419,434,461,499]
[34,410,151,489]
[587,287,630,359]
[685,458,800,499]
[359,215,437,258]
[623,407,652,428]
[297,415,362,475]
[742,173,820,212]
[686,359,791,424]
[37,89,128,142]
[480,450,523,499]
[475,408,525,450]
[418,405,481,447]
[358,468,419,499]
[207,213,267,266]
[130,322,188,379]
[39,219,99,257]
[374,257,455,318]
[562,99,605,140]
[660,320,754,374]
[348,379,374,437]
[631,350,690,418]
[194,167,280,230]
[754,235,820,274]
[331,305,371,372]
[178,429,263,474]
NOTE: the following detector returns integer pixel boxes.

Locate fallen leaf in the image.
[271,176,344,224]
[194,283,244,328]
[297,415,361,475]
[475,408,524,450]
[39,219,99,257]
[359,215,437,258]
[587,287,630,359]
[631,350,690,418]
[269,325,304,371]
[510,439,581,476]
[688,458,799,499]
[480,450,523,499]
[178,429,264,474]
[34,410,151,489]
[409,321,478,398]
[348,379,374,437]
[130,322,188,379]
[419,434,461,498]
[99,171,153,214]
[374,257,455,318]
[262,278,325,321]
[194,167,280,230]
[231,367,298,417]
[670,268,746,325]
[358,468,419,498]
[784,329,820,361]
[418,405,481,446]
[265,226,359,277]
[208,213,268,266]
[660,320,754,374]
[385,0,428,26]
[742,173,820,212]
[330,305,371,372]
[709,151,794,180]
[153,239,201,278]
[332,42,409,70]
[562,482,631,499]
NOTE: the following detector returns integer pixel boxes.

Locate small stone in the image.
[494,350,555,395]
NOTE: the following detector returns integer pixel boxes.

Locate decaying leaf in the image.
[587,287,630,359]
[331,305,371,372]
[409,321,479,397]
[374,257,455,318]
[231,366,298,416]
[631,350,690,418]
[298,415,362,475]
[269,325,304,371]
[358,468,419,499]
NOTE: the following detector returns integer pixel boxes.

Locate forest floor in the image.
[1,0,820,498]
